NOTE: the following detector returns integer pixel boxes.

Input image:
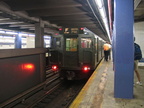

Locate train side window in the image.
[81,38,92,48]
[52,37,61,48]
[56,41,61,46]
[56,38,61,47]
[66,38,77,51]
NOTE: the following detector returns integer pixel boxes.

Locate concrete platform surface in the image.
[70,60,144,108]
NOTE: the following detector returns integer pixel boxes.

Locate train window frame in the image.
[65,37,78,51]
[52,37,61,48]
[81,37,92,48]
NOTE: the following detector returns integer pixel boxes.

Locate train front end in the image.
[50,27,98,80]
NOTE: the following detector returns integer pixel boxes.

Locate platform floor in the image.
[69,59,144,108]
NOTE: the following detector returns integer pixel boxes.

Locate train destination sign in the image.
[59,27,84,34]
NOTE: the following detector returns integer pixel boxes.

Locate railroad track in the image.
[0,69,61,108]
[1,69,87,108]
[27,80,86,108]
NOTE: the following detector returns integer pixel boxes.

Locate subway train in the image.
[49,27,104,80]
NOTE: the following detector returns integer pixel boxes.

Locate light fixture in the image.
[95,0,111,41]
[95,0,103,8]
[5,31,18,35]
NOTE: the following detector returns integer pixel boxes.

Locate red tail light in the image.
[24,64,34,69]
[55,33,58,35]
[82,66,90,72]
[52,65,58,71]
[59,28,62,31]
[80,27,84,30]
[21,63,35,73]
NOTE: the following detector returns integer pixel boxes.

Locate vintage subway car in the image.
[49,27,104,80]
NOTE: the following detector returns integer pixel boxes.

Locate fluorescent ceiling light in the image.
[99,8,106,19]
[95,0,111,41]
[6,31,18,35]
[95,0,103,8]
[19,33,28,36]
[0,30,5,33]
[44,36,51,39]
[28,34,35,37]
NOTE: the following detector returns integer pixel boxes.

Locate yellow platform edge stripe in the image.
[69,60,103,108]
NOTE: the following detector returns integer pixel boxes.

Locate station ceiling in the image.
[0,0,143,41]
[134,0,144,22]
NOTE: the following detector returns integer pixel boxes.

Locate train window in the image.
[66,38,77,51]
[56,38,61,47]
[56,41,60,46]
[81,38,92,48]
[52,37,61,48]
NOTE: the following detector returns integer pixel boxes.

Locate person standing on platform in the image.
[103,41,111,61]
[134,40,142,86]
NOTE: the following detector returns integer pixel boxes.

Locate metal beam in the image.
[134,0,142,10]
[0,21,23,24]
[57,23,97,27]
[8,1,82,11]
[42,15,92,21]
[50,20,95,24]
[9,24,34,27]
[0,1,59,28]
[27,8,89,17]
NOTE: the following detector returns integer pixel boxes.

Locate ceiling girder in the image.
[8,1,82,11]
[27,7,90,17]
[0,0,114,41]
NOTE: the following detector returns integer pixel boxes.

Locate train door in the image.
[94,37,98,66]
[102,41,104,57]
[97,38,102,62]
[79,36,93,68]
[100,40,104,57]
[63,35,79,68]
[50,36,63,65]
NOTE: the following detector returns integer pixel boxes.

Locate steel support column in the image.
[35,20,44,48]
[35,19,46,82]
[113,0,134,98]
[15,34,22,49]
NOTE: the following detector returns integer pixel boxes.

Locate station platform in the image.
[69,59,144,108]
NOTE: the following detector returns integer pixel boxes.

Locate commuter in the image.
[134,40,142,86]
[103,41,111,61]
